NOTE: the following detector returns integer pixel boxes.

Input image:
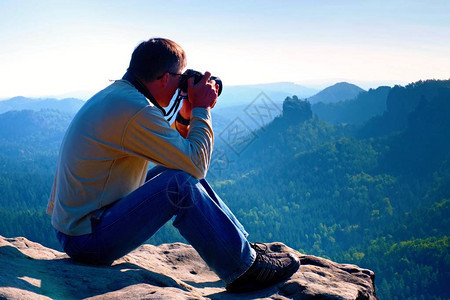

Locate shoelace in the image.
[251,242,283,269]
[250,242,268,255]
[255,253,283,281]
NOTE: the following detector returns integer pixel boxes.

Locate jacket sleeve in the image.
[122,107,213,179]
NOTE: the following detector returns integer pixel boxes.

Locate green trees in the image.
[0,109,70,250]
[0,154,60,249]
[207,79,450,299]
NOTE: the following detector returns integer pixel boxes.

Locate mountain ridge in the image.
[311,86,391,125]
[215,81,318,109]
[308,82,365,104]
[0,97,85,115]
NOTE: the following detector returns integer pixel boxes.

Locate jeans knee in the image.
[162,169,199,208]
[164,169,198,187]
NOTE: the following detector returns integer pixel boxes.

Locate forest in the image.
[0,79,449,299]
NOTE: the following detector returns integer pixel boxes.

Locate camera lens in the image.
[179,69,223,96]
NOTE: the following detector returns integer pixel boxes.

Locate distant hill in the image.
[213,82,369,135]
[0,96,85,114]
[0,83,315,116]
[0,109,72,157]
[307,82,365,104]
[216,82,318,108]
[312,86,391,125]
[359,79,450,138]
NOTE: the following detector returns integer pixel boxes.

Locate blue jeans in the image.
[56,166,256,283]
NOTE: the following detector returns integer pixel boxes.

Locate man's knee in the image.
[163,169,198,186]
[162,169,200,209]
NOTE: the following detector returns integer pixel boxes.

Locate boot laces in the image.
[250,242,268,255]
[251,243,283,269]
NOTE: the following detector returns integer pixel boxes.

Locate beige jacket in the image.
[47,80,213,236]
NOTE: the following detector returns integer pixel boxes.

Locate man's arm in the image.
[123,73,218,179]
[124,106,213,179]
[172,73,219,139]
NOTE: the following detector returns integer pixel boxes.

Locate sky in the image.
[1,0,449,99]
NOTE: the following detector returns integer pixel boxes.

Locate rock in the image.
[0,235,377,299]
[282,96,312,123]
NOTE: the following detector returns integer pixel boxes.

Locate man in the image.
[47,37,299,293]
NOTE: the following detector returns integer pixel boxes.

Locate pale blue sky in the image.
[1,0,449,98]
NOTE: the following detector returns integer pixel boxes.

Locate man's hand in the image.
[188,71,219,110]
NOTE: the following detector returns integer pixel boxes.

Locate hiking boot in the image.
[226,247,300,293]
[250,242,289,258]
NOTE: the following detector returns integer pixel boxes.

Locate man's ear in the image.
[159,72,170,88]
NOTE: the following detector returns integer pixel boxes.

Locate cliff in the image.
[0,235,377,299]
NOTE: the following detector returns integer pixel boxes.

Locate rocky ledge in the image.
[0,235,377,299]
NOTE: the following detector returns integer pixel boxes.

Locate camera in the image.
[178,69,223,97]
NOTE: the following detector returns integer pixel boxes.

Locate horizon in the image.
[0,79,418,102]
[0,78,443,102]
[1,1,449,99]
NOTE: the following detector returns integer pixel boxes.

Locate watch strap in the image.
[176,112,190,126]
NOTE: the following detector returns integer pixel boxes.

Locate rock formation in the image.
[282,96,313,123]
[0,235,377,299]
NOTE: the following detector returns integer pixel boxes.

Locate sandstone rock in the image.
[0,235,377,299]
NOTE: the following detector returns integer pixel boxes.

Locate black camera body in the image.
[179,69,223,96]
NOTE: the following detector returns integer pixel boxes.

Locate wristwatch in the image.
[176,112,190,126]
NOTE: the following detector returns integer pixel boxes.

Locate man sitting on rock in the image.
[47,37,299,293]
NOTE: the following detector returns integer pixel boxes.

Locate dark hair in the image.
[128,38,186,82]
